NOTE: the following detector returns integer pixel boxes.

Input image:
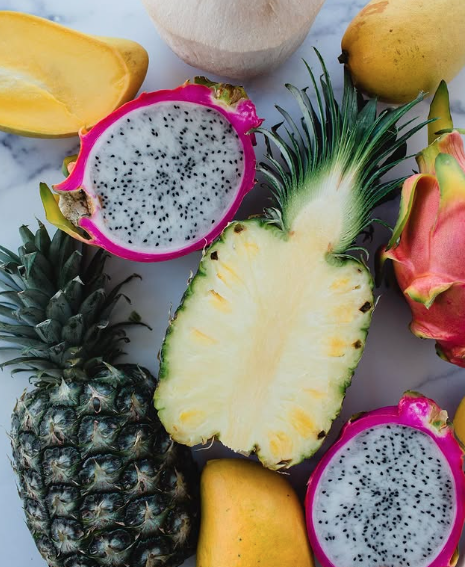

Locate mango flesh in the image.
[197,459,314,567]
[0,11,148,137]
[341,0,465,104]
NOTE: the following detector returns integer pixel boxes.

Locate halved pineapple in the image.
[156,53,426,469]
[157,219,372,468]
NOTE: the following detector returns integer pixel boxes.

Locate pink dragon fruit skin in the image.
[306,392,465,567]
[43,80,263,262]
[382,129,465,366]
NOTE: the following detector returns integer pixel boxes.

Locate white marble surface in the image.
[1,0,465,566]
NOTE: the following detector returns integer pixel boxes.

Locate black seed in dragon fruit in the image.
[41,78,262,262]
[306,392,465,567]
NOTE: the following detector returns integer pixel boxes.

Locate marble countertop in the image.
[1,0,465,566]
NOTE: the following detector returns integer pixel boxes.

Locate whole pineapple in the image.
[2,223,199,567]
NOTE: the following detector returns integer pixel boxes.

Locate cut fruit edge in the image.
[49,84,262,262]
[0,12,148,137]
[155,219,375,469]
[305,392,465,567]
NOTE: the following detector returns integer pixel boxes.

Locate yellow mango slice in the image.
[197,459,314,567]
[0,11,148,137]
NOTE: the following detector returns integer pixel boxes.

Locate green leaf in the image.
[0,335,45,349]
[58,250,83,289]
[35,319,62,344]
[48,342,67,365]
[18,289,50,310]
[84,248,108,288]
[129,311,142,323]
[86,274,109,296]
[61,314,84,346]
[0,304,20,321]
[104,274,140,310]
[20,255,55,296]
[63,277,83,313]
[0,245,20,264]
[82,322,106,351]
[14,307,45,326]
[62,346,85,367]
[34,221,51,255]
[46,291,73,325]
[276,104,308,169]
[22,250,53,281]
[40,183,89,244]
[79,289,106,326]
[0,291,22,308]
[0,321,39,338]
[55,234,76,281]
[0,356,54,370]
[428,80,452,145]
[0,219,150,381]
[19,225,36,246]
[18,242,39,260]
[49,225,68,263]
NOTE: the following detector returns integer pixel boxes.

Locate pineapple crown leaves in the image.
[254,49,432,253]
[0,222,147,386]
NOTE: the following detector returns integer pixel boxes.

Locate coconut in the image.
[141,0,326,79]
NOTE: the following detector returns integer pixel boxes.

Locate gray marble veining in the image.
[1,0,465,565]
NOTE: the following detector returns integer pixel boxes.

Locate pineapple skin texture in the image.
[341,0,465,104]
[196,459,314,567]
[11,364,199,567]
[1,225,199,567]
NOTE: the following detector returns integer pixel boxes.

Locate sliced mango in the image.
[0,11,148,137]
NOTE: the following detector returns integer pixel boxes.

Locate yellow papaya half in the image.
[0,11,148,137]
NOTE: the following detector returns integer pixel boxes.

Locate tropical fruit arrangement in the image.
[2,1,465,567]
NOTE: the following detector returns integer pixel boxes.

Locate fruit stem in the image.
[338,51,349,65]
[428,80,453,145]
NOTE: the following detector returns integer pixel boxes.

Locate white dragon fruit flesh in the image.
[306,392,465,567]
[41,78,262,262]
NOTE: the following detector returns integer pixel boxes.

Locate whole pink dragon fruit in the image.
[306,392,465,567]
[41,77,262,262]
[382,81,465,366]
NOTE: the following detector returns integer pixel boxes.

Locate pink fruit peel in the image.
[42,80,263,262]
[306,392,465,567]
[382,80,465,366]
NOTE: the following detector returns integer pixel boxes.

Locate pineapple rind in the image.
[157,219,374,470]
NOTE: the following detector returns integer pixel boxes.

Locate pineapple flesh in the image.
[158,220,372,468]
[1,224,199,567]
[156,54,427,470]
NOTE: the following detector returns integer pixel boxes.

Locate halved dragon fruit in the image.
[306,392,465,567]
[41,78,262,262]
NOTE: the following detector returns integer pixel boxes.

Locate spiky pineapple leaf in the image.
[255,49,431,253]
[0,223,147,384]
